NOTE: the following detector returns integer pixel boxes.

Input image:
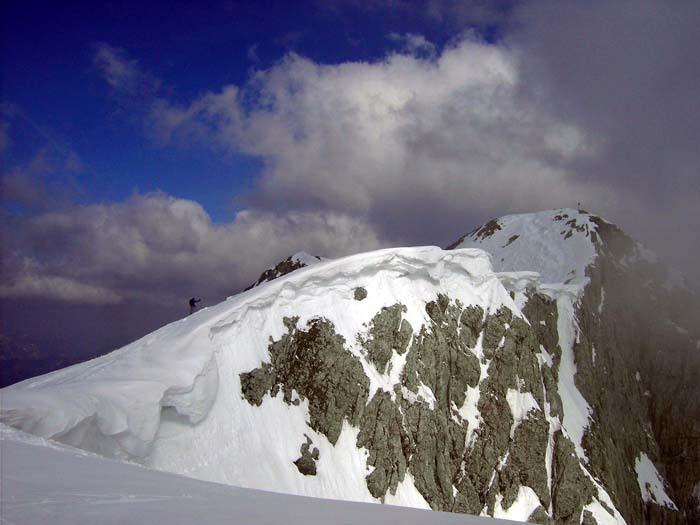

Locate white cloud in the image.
[151,36,596,244]
[388,32,437,58]
[2,192,380,304]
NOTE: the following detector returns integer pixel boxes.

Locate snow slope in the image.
[449,208,600,286]
[635,452,678,510]
[449,209,687,523]
[0,425,515,525]
[1,247,518,508]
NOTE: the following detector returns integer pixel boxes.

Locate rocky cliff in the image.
[451,209,699,524]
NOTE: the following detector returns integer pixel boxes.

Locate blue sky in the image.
[1,1,511,221]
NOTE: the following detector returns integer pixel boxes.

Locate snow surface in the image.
[492,486,541,522]
[505,388,540,438]
[453,211,602,464]
[290,251,326,267]
[454,210,630,522]
[0,246,522,512]
[452,209,599,286]
[0,425,516,525]
[635,452,678,510]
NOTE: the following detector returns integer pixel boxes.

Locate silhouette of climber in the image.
[189,297,201,315]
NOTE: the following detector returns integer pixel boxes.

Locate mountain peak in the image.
[447,208,631,286]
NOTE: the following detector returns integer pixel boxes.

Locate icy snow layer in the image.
[451,208,599,286]
[635,452,678,510]
[0,425,515,525]
[0,246,519,508]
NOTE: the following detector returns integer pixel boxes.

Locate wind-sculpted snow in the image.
[0,248,524,508]
[1,323,221,459]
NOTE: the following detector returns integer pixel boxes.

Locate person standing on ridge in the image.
[189,297,201,315]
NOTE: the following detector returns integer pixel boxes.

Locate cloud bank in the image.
[1,191,379,304]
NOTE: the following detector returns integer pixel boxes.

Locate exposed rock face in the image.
[551,430,595,523]
[240,292,617,521]
[356,389,408,498]
[359,304,411,372]
[571,220,698,524]
[240,316,369,444]
[354,287,367,301]
[245,253,324,290]
[294,435,320,476]
[449,209,699,524]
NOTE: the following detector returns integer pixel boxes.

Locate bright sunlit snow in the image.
[452,209,599,286]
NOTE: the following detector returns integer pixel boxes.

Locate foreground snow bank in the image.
[0,425,517,525]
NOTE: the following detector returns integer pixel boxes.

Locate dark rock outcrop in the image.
[240,294,597,520]
[245,254,322,291]
[240,316,369,444]
[294,435,320,476]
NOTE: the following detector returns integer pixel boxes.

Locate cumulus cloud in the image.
[1,192,380,304]
[141,7,699,279]
[20,8,694,309]
[0,275,121,305]
[151,37,598,246]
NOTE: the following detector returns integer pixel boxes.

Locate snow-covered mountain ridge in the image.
[245,251,327,290]
[2,209,698,524]
[450,209,699,524]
